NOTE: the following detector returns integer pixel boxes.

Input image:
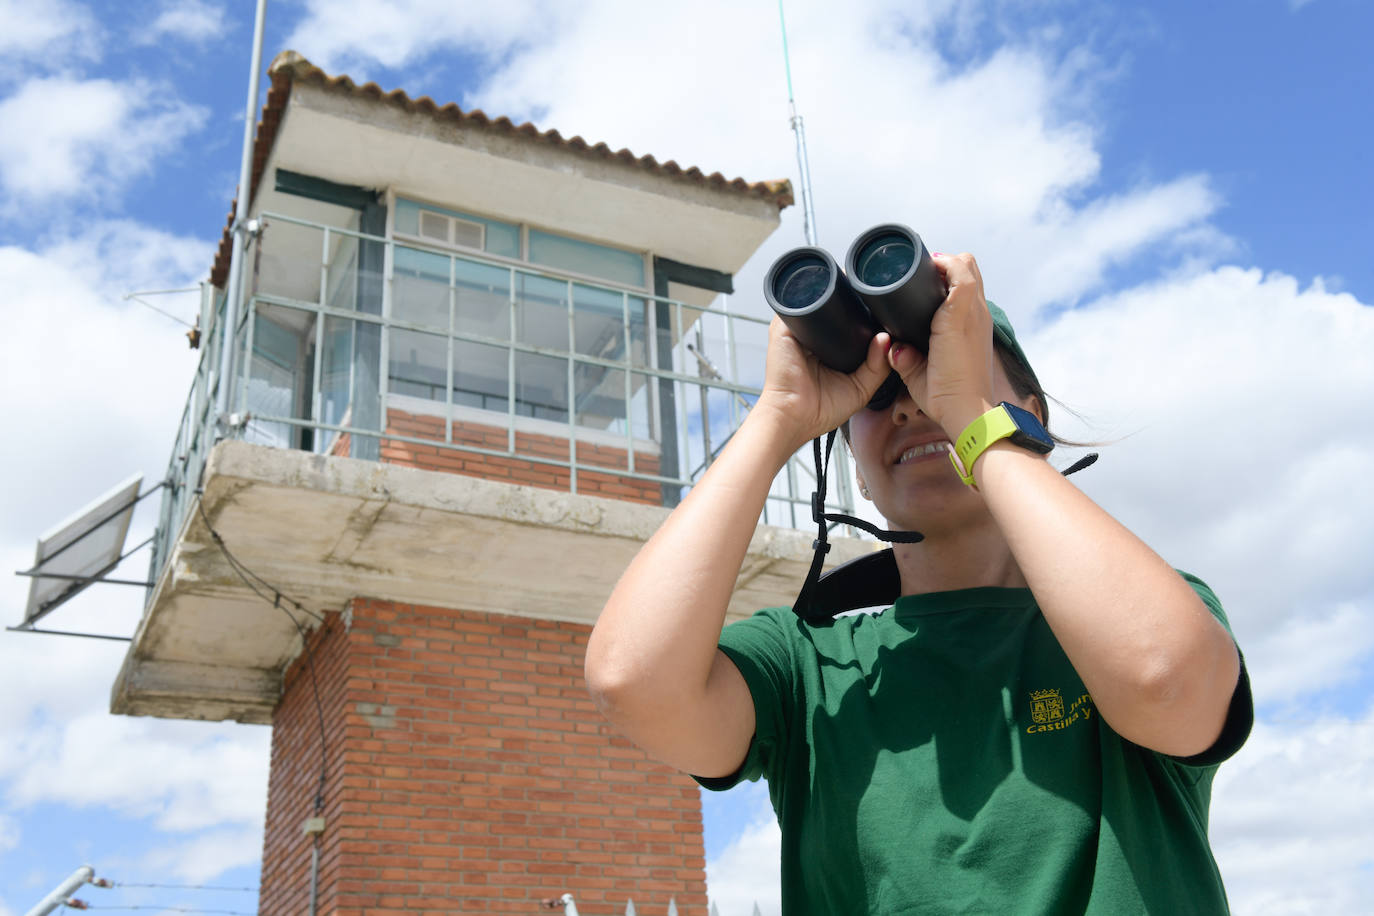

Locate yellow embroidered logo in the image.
[1026,690,1094,735]
[1030,688,1064,724]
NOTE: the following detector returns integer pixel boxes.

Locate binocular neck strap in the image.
[791,431,1101,621]
[793,431,925,619]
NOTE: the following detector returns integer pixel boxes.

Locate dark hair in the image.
[997,346,1051,436]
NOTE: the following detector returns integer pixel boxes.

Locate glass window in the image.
[574,362,626,432]
[245,305,313,448]
[454,258,512,343]
[528,229,644,287]
[254,219,325,303]
[392,246,450,331]
[324,235,359,312]
[388,327,448,401]
[516,274,571,352]
[571,283,647,363]
[452,339,510,412]
[319,316,354,432]
[515,351,569,423]
[387,198,655,440]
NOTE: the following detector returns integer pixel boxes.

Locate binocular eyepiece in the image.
[764,224,946,408]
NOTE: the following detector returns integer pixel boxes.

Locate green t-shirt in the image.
[697,573,1252,915]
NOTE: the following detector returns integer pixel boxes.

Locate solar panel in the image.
[21,473,144,628]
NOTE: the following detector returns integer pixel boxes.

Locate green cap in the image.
[987,300,1039,389]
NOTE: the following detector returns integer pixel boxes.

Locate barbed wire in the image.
[109,881,258,891]
[71,907,256,915]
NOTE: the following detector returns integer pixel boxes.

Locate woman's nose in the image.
[890,392,919,425]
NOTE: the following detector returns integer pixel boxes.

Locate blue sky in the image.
[2,1,1372,914]
[12,0,1372,305]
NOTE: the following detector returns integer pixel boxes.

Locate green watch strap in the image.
[948,404,1018,487]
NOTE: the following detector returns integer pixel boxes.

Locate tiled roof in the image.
[210,50,793,287]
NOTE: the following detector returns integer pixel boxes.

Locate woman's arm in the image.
[973,443,1240,757]
[585,321,891,776]
[891,253,1240,758]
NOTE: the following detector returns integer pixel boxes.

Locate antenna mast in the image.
[778,0,820,246]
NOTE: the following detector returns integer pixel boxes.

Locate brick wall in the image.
[259,607,350,915]
[382,409,663,506]
[260,598,708,915]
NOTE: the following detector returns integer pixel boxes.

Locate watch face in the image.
[1002,401,1055,454]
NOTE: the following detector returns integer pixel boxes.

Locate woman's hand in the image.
[886,252,999,438]
[753,317,893,452]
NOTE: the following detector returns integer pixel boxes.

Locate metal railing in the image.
[149,211,856,593]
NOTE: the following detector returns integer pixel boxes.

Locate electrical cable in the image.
[193,498,324,624]
[125,294,197,329]
[193,496,330,814]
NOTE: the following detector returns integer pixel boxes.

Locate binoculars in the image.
[763,224,946,405]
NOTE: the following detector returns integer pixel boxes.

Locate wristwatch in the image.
[949,401,1054,487]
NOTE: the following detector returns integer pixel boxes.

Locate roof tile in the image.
[211,51,792,287]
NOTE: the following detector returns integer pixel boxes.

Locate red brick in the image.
[261,598,707,915]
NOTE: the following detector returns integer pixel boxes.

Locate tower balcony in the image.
[116,211,873,723]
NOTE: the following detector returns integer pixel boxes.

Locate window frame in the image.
[383,188,662,445]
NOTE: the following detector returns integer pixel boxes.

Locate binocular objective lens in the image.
[773,255,832,311]
[855,233,916,288]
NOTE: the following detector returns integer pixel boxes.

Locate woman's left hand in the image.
[886,252,998,438]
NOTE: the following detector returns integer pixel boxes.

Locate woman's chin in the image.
[875,484,984,535]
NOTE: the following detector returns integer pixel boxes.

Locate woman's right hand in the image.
[752,317,894,452]
[590,316,889,779]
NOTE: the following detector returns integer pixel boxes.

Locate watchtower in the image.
[107,52,871,914]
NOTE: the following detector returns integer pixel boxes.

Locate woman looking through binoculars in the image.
[585,250,1251,914]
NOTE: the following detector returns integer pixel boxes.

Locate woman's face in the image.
[847,360,1040,533]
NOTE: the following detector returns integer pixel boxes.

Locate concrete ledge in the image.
[111,440,877,723]
[113,657,280,724]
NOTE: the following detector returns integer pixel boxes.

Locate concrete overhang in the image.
[263,81,782,278]
[112,442,877,725]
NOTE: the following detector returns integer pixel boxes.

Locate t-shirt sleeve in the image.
[693,606,798,792]
[1168,571,1254,768]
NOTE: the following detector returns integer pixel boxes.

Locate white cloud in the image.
[285,0,571,77]
[275,0,1223,319]
[1212,705,1374,915]
[0,224,208,569]
[36,218,211,301]
[141,0,227,46]
[706,792,781,916]
[270,7,1372,912]
[0,712,270,834]
[1,2,1366,912]
[0,76,208,205]
[142,825,265,884]
[0,0,99,68]
[1244,604,1374,708]
[455,0,1221,318]
[0,218,265,881]
[1028,267,1374,663]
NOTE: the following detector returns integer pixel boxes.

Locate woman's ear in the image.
[857,471,871,501]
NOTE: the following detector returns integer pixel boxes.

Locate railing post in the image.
[696,322,712,467]
[622,290,635,473]
[566,279,577,493]
[214,0,267,434]
[507,265,518,455]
